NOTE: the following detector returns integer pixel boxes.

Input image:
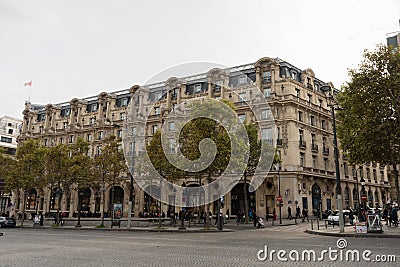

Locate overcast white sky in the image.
[1,0,399,119]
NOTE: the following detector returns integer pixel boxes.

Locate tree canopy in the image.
[337,44,400,203]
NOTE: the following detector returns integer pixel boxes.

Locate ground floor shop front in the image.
[9,171,391,221]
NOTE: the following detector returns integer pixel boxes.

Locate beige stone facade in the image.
[15,57,391,220]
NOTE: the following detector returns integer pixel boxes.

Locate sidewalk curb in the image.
[305,229,400,239]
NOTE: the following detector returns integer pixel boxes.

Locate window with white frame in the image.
[264,88,271,97]
[87,134,92,142]
[262,71,271,82]
[261,128,273,145]
[238,76,247,85]
[131,127,137,136]
[194,84,202,94]
[168,121,175,131]
[154,106,161,115]
[69,135,75,143]
[261,109,272,120]
[300,153,305,167]
[98,131,104,140]
[63,122,68,129]
[152,125,158,134]
[121,98,128,107]
[120,112,126,121]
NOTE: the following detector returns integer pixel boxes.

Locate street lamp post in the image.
[127,140,135,229]
[353,167,362,212]
[320,85,344,233]
[360,177,366,211]
[274,164,282,225]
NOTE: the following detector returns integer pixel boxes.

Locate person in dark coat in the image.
[253,211,257,227]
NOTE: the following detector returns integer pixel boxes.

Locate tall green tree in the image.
[337,44,400,203]
[12,140,46,226]
[44,143,72,224]
[0,148,15,213]
[93,135,127,227]
[147,129,185,228]
[69,138,95,225]
[178,98,247,229]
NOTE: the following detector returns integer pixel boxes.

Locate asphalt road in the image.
[0,227,398,267]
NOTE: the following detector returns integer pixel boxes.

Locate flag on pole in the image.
[24,81,32,86]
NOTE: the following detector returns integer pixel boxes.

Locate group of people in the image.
[382,204,399,227]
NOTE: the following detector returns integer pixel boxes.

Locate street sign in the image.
[277,195,283,202]
[361,195,367,202]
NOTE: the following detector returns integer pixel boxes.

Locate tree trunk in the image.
[158,200,162,228]
[393,164,400,204]
[21,191,27,227]
[205,203,210,230]
[57,190,62,226]
[243,172,249,224]
[101,187,105,227]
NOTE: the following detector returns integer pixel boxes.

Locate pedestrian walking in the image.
[287,206,292,220]
[253,211,257,227]
[349,210,354,225]
[296,206,301,219]
[302,208,309,223]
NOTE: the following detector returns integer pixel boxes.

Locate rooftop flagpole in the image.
[24,81,32,102]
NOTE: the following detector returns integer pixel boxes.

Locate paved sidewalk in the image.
[306,221,400,238]
[9,217,298,233]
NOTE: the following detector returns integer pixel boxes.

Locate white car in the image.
[327,210,350,225]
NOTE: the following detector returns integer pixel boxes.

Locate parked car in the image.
[0,216,16,228]
[327,210,350,225]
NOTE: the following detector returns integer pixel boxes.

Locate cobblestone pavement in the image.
[0,224,398,267]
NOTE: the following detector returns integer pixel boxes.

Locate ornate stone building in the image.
[0,115,22,215]
[16,57,391,220]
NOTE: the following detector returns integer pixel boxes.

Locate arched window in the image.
[312,184,322,215]
[26,188,37,210]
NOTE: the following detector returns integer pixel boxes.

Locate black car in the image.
[0,216,16,228]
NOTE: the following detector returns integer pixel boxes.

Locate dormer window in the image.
[194,84,202,94]
[238,76,247,85]
[121,98,128,107]
[262,71,271,83]
[215,80,222,91]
